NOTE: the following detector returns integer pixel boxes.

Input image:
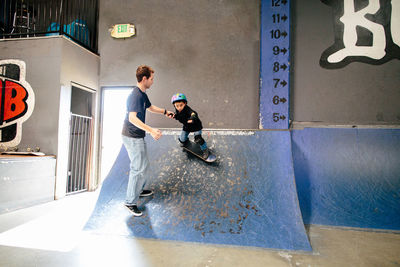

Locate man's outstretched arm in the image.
[129,112,162,140]
[148,105,174,118]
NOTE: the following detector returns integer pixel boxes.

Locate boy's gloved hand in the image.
[164,109,175,118]
[167,112,175,118]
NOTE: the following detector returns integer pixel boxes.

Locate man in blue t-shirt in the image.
[121,65,173,216]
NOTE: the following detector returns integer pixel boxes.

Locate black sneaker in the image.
[140,190,153,197]
[179,139,190,147]
[125,204,142,216]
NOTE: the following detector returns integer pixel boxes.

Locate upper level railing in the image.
[0,0,99,53]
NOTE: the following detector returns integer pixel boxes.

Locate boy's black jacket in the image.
[174,105,203,132]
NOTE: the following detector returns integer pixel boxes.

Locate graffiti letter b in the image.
[327,0,386,63]
[2,80,28,123]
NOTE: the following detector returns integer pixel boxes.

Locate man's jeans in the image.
[122,135,149,206]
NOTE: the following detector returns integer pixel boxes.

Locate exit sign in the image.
[110,24,136,38]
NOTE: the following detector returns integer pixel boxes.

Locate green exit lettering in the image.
[118,24,127,33]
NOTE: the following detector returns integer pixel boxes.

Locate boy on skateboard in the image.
[171,93,211,160]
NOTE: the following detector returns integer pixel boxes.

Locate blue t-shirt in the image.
[121,86,152,138]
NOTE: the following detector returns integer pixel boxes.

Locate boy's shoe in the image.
[179,139,190,147]
[202,149,210,160]
[125,204,142,217]
[140,190,153,197]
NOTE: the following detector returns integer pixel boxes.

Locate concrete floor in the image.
[0,191,399,267]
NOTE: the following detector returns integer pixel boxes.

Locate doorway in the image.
[67,86,94,194]
[100,87,131,182]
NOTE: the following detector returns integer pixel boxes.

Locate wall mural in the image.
[0,60,35,148]
[320,0,399,69]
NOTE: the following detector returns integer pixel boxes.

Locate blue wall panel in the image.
[260,0,291,129]
[292,128,400,230]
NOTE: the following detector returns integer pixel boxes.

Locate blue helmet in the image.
[171,93,187,104]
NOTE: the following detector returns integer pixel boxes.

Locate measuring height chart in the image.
[260,0,290,129]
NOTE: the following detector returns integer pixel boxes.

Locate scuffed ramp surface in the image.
[85,131,311,251]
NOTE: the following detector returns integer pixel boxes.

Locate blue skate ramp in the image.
[85,131,311,251]
[292,128,400,230]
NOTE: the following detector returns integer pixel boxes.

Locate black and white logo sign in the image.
[320,0,399,69]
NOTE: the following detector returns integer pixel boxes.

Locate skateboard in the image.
[0,151,45,156]
[182,140,216,163]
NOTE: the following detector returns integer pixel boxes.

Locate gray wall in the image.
[292,1,400,125]
[0,156,56,214]
[99,0,260,129]
[0,38,62,154]
[0,36,100,198]
[58,38,100,197]
[60,40,100,90]
[0,37,100,154]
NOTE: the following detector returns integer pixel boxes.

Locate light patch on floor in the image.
[0,192,98,252]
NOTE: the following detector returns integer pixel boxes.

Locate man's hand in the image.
[150,128,162,140]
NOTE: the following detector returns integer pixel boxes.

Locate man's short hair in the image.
[136,65,154,82]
